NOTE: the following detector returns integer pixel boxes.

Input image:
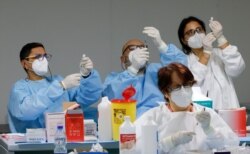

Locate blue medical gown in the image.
[103,44,187,118]
[8,70,102,133]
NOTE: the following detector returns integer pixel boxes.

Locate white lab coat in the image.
[188,45,245,109]
[135,103,239,154]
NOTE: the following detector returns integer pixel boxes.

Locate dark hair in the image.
[19,42,44,61]
[158,62,196,95]
[178,16,206,55]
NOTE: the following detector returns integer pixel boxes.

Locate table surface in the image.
[0,135,249,153]
[0,136,118,152]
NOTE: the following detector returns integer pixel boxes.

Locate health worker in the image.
[103,28,187,117]
[177,16,245,109]
[135,62,239,154]
[8,42,102,133]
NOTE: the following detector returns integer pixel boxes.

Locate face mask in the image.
[187,32,205,49]
[170,86,193,108]
[32,58,48,76]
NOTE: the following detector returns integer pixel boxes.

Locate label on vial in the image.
[120,134,136,150]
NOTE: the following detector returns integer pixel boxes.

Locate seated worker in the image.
[8,42,102,133]
[103,29,187,117]
[135,62,239,154]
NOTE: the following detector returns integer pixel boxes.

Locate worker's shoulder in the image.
[105,71,128,78]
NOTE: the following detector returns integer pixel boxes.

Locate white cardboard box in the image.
[26,128,46,143]
[45,112,65,143]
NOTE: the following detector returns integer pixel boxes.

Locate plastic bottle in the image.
[98,96,112,141]
[119,116,136,154]
[141,116,158,154]
[54,125,67,154]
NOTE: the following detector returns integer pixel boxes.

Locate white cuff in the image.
[159,136,175,153]
[158,42,168,53]
[217,35,228,47]
[127,66,138,76]
[203,50,212,55]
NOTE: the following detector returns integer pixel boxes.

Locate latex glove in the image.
[143,27,167,52]
[209,17,228,47]
[202,32,216,54]
[159,131,195,152]
[171,131,195,146]
[195,110,211,131]
[80,54,93,77]
[61,73,81,89]
[127,48,149,75]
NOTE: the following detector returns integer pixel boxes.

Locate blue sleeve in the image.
[102,71,138,100]
[160,43,187,66]
[69,69,102,108]
[8,77,65,121]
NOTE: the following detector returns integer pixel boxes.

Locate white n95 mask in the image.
[32,58,48,76]
[171,86,193,108]
[188,33,205,49]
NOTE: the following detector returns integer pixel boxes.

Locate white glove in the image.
[61,73,81,89]
[127,48,149,75]
[143,27,167,52]
[202,32,216,54]
[195,110,211,131]
[209,17,228,47]
[80,54,93,76]
[171,131,195,146]
[159,131,195,152]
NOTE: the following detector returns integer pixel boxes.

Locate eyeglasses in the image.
[168,82,194,92]
[25,53,52,61]
[184,27,205,38]
[122,44,148,54]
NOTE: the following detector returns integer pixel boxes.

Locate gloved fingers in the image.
[209,21,222,31]
[137,58,149,64]
[72,74,81,81]
[137,49,149,55]
[140,47,149,51]
[143,30,157,37]
[143,31,158,38]
[138,54,149,60]
[195,111,211,122]
[182,131,195,142]
[134,48,148,54]
[172,131,195,145]
[70,73,82,78]
[80,61,88,66]
[84,63,93,70]
[143,27,159,37]
[132,48,149,57]
[211,20,222,28]
[204,33,216,42]
[81,56,90,62]
[143,26,159,33]
[143,26,158,31]
[129,47,144,53]
[80,58,92,67]
[83,58,93,66]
